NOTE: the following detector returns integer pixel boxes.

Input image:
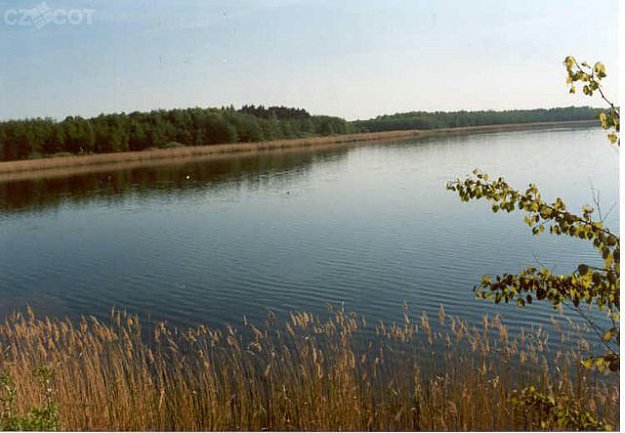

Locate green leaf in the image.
[577,264,589,276]
[582,359,594,369]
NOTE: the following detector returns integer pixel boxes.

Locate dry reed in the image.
[0,120,596,181]
[0,305,618,431]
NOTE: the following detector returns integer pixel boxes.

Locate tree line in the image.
[0,105,353,162]
[353,106,603,132]
[0,105,605,162]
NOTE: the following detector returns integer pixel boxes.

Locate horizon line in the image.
[0,104,611,124]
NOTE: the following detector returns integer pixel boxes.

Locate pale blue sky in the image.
[0,0,619,120]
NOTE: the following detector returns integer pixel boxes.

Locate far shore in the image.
[0,120,597,182]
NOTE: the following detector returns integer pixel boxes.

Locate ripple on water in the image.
[0,127,618,350]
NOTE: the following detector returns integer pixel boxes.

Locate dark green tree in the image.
[0,104,604,162]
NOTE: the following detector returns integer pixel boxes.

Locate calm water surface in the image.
[0,126,619,341]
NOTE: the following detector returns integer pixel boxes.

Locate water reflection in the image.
[0,127,618,352]
[0,148,349,215]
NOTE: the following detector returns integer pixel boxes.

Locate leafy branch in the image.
[564,56,620,146]
[510,386,612,430]
[446,170,619,372]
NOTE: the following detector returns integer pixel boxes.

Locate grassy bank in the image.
[0,120,596,181]
[0,307,617,431]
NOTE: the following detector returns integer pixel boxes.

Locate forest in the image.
[0,106,353,162]
[353,106,602,132]
[0,105,601,162]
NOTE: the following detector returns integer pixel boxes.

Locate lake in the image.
[0,125,618,343]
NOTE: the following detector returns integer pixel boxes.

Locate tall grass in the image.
[0,306,618,431]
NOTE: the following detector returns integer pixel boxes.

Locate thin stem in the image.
[562,302,617,355]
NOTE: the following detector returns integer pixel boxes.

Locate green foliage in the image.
[564,56,620,146]
[446,58,620,378]
[238,104,311,121]
[0,368,60,431]
[510,386,611,431]
[447,170,619,372]
[354,106,603,132]
[0,106,353,162]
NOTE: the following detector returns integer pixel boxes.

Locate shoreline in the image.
[0,307,617,430]
[0,120,597,182]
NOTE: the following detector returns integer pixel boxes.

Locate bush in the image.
[0,369,60,431]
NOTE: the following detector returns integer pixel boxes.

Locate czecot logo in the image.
[3,2,95,29]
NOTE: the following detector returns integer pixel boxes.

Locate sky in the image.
[0,0,619,121]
